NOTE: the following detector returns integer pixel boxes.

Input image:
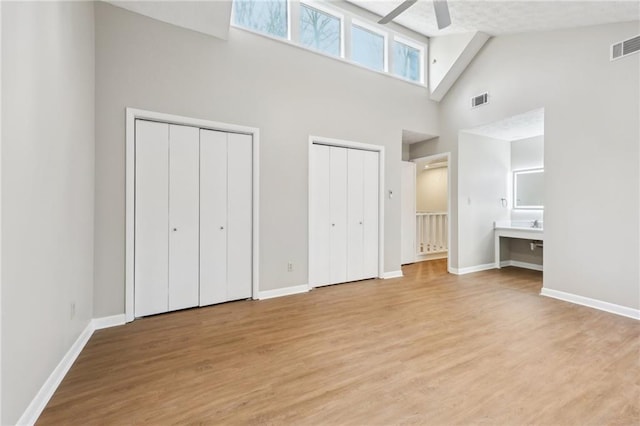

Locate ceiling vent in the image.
[471,92,489,108]
[611,35,640,61]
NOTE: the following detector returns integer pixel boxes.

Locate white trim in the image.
[16,321,94,426]
[448,262,495,275]
[308,135,386,290]
[92,314,126,330]
[499,260,543,271]
[258,285,309,300]
[541,288,640,320]
[381,270,404,279]
[125,108,260,323]
[0,1,3,421]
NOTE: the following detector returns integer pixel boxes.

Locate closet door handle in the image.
[331,223,335,227]
[220,226,225,230]
[172,228,178,232]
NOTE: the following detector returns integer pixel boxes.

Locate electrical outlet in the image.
[70,302,76,319]
[287,262,293,272]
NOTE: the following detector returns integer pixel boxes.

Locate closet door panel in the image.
[135,120,170,317]
[199,130,228,306]
[168,125,200,311]
[329,146,348,284]
[227,133,253,300]
[346,149,364,281]
[363,150,379,278]
[310,144,331,287]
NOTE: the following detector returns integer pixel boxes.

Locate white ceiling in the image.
[346,1,640,37]
[462,107,544,140]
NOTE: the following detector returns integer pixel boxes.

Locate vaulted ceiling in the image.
[345,1,640,37]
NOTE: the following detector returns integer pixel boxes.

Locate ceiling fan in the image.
[378,0,452,30]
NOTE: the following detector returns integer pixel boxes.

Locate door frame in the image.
[125,108,260,323]
[411,152,451,271]
[307,135,385,289]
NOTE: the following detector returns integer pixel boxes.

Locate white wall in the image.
[411,21,640,309]
[1,2,95,423]
[458,133,510,269]
[93,3,439,316]
[416,167,447,212]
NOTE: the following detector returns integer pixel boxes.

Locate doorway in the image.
[401,153,451,267]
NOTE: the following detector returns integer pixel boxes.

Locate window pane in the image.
[393,41,420,82]
[300,4,341,57]
[351,25,384,71]
[233,0,288,39]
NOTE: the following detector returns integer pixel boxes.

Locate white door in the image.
[199,129,253,304]
[347,149,364,281]
[310,144,379,287]
[401,161,416,265]
[329,146,348,285]
[227,133,253,300]
[135,120,170,317]
[199,129,228,306]
[168,125,200,311]
[309,144,331,287]
[362,150,379,278]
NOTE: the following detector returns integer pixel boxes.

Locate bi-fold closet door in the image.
[310,144,379,287]
[134,120,251,318]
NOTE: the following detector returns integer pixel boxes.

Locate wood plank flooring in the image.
[38,260,640,425]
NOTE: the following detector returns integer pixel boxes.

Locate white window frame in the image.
[230,0,291,41]
[350,18,389,73]
[392,34,425,84]
[299,0,345,58]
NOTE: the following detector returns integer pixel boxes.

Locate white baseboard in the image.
[381,270,403,279]
[258,284,309,300]
[17,321,94,426]
[17,314,126,425]
[448,262,496,275]
[92,314,126,330]
[541,288,640,320]
[500,260,543,271]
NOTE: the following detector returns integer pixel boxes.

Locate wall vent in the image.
[611,34,640,61]
[471,92,489,108]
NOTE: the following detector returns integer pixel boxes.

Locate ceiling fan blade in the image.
[378,0,418,25]
[433,0,452,29]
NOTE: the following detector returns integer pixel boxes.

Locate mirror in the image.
[514,168,544,209]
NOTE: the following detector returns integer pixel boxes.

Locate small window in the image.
[351,23,385,72]
[300,3,341,57]
[393,40,421,82]
[233,0,288,39]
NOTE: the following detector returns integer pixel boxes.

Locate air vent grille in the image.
[471,92,488,108]
[611,35,640,60]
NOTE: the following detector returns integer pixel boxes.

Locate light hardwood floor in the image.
[38,260,640,425]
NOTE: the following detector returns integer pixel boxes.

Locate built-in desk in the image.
[494,220,544,269]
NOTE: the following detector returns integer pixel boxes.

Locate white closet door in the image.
[329,146,348,284]
[362,150,379,278]
[310,144,331,287]
[347,149,364,281]
[199,129,228,306]
[168,125,200,311]
[135,120,170,317]
[227,133,253,300]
